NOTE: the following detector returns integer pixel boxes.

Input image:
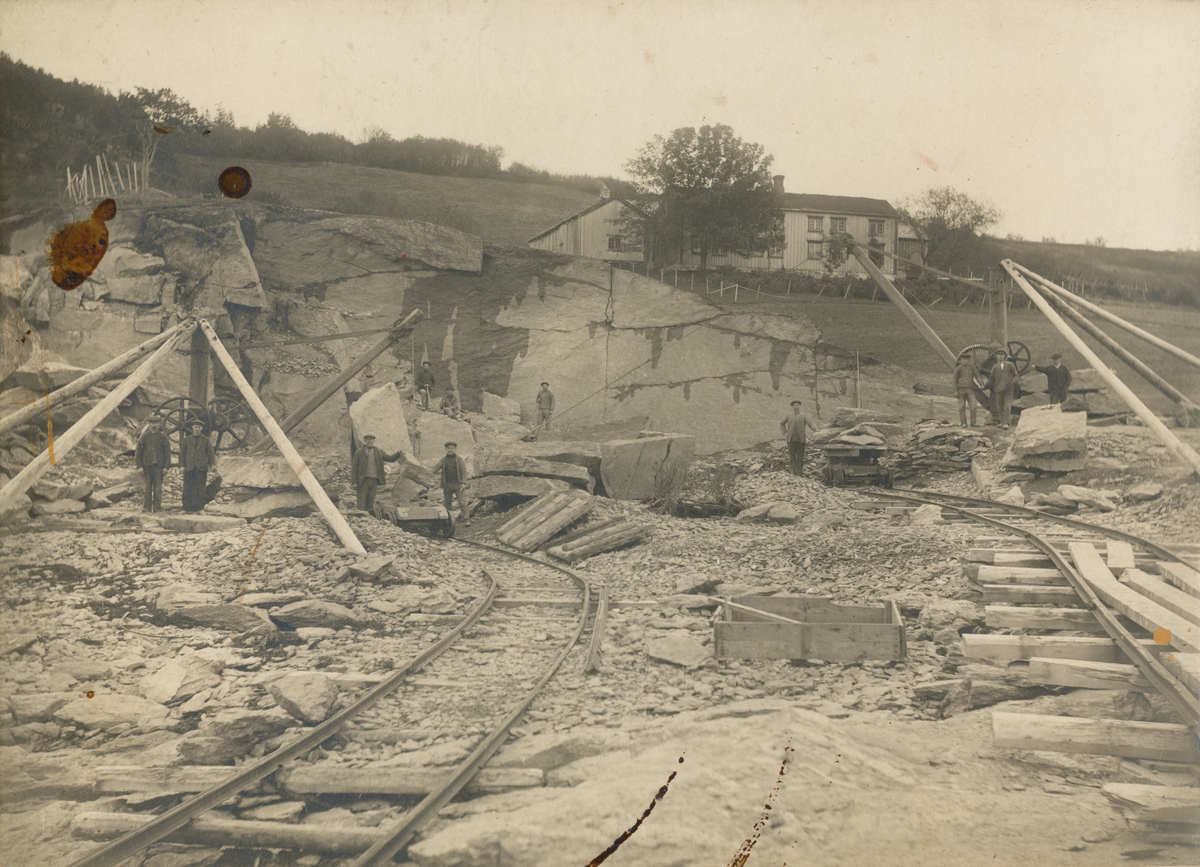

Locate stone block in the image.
[1001,447,1088,473]
[219,454,342,489]
[1058,484,1117,512]
[1084,390,1128,416]
[270,600,361,629]
[645,635,711,668]
[349,382,414,455]
[141,658,222,704]
[1125,482,1163,501]
[54,694,169,730]
[735,504,773,523]
[1069,368,1106,392]
[482,391,522,422]
[994,485,1025,507]
[212,491,314,521]
[599,434,696,500]
[268,673,340,725]
[175,604,277,635]
[1009,405,1087,456]
[8,693,73,724]
[31,499,87,517]
[348,555,397,580]
[160,515,248,533]
[475,451,594,491]
[0,492,33,523]
[5,361,92,391]
[766,503,799,523]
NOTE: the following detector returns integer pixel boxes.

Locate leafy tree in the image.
[621,124,783,271]
[898,186,1001,272]
[117,87,201,189]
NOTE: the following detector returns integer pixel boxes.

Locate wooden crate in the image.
[713,596,907,663]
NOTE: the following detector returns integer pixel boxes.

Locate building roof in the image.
[778,193,900,219]
[527,197,639,244]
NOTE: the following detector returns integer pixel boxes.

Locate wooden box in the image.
[713,596,907,663]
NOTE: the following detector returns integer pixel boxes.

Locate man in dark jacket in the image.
[414,361,435,410]
[430,441,469,521]
[135,418,171,512]
[952,356,979,426]
[536,382,555,430]
[780,399,816,475]
[351,434,402,512]
[986,349,1020,429]
[1035,353,1073,404]
[180,421,217,513]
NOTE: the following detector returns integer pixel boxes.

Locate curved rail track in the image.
[65,537,595,867]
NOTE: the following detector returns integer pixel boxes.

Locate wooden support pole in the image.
[0,325,193,504]
[850,244,958,370]
[988,284,1008,347]
[248,309,424,454]
[198,319,366,554]
[1017,264,1200,372]
[1034,283,1199,419]
[0,322,188,437]
[188,327,210,408]
[1002,260,1200,480]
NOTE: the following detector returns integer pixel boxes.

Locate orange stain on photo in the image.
[47,198,116,290]
[218,166,253,199]
[916,152,939,171]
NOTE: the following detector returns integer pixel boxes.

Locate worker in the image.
[536,382,555,430]
[986,348,1020,429]
[414,361,435,410]
[780,399,816,475]
[431,441,469,522]
[134,418,171,513]
[440,388,463,419]
[1035,353,1073,405]
[351,434,402,512]
[180,421,217,513]
[953,355,979,426]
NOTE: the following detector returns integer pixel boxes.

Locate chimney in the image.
[773,175,785,194]
[598,183,611,201]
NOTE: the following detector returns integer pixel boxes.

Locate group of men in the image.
[954,347,1072,429]
[134,419,218,514]
[352,434,469,520]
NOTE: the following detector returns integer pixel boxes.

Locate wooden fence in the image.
[66,155,142,204]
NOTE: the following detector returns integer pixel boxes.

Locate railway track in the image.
[64,536,595,867]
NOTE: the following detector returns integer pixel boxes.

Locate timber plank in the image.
[1161,652,1200,697]
[1069,542,1199,652]
[1106,540,1137,572]
[71,812,384,852]
[1122,569,1200,626]
[980,585,1079,605]
[962,634,1165,663]
[973,566,1068,585]
[1026,657,1154,692]
[991,712,1200,764]
[1154,561,1200,600]
[714,620,905,663]
[1101,783,1200,824]
[984,606,1103,632]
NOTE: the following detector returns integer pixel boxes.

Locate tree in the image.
[621,124,784,271]
[118,87,201,189]
[898,186,1001,272]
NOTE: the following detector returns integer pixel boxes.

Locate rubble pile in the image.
[887,422,992,476]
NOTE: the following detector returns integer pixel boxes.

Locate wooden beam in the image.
[1161,652,1200,697]
[0,322,188,438]
[1101,783,1200,824]
[964,548,1053,567]
[962,634,1165,663]
[984,606,1103,632]
[280,765,543,795]
[199,319,365,554]
[1069,542,1199,652]
[1002,259,1200,480]
[1154,562,1200,600]
[1123,570,1200,626]
[992,712,1200,764]
[972,565,1068,585]
[1106,540,1137,573]
[980,585,1079,605]
[71,812,383,854]
[1026,657,1155,692]
[584,585,609,673]
[0,326,193,504]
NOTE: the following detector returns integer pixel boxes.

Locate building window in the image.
[807,241,824,260]
[830,217,847,233]
[868,219,886,237]
[607,235,622,251]
[807,215,824,233]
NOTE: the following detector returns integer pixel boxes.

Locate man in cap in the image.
[414,361,435,410]
[1035,353,1073,405]
[536,381,555,430]
[952,354,979,426]
[440,387,463,419]
[180,420,217,513]
[985,348,1020,429]
[430,441,470,522]
[780,399,816,475]
[134,418,171,512]
[351,434,403,512]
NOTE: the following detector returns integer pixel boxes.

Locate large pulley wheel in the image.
[1006,341,1032,375]
[152,397,205,450]
[207,396,259,450]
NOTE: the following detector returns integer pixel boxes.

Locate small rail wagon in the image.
[373,503,457,538]
[821,443,895,488]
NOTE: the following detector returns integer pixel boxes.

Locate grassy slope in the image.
[170,155,599,246]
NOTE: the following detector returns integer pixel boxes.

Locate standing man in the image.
[414,361,435,410]
[536,381,555,430]
[180,421,216,513]
[431,441,469,522]
[953,355,979,426]
[780,399,816,475]
[135,418,171,513]
[440,388,462,419]
[986,348,1020,429]
[351,434,402,512]
[1035,353,1073,405]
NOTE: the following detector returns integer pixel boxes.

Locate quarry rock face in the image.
[415,414,476,470]
[482,391,521,422]
[600,434,696,500]
[349,382,414,455]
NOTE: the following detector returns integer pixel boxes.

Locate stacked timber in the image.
[545,518,647,563]
[886,422,991,476]
[493,489,594,553]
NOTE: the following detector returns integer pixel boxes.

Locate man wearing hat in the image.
[180,421,217,513]
[135,418,171,513]
[415,361,435,410]
[351,434,403,512]
[780,399,816,475]
[536,382,555,430]
[439,387,463,419]
[985,348,1020,429]
[952,354,979,426]
[430,441,470,522]
[1035,353,1073,405]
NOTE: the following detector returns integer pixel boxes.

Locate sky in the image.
[2,0,1199,251]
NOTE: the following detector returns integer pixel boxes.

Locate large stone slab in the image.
[270,600,361,629]
[471,475,571,500]
[212,491,314,521]
[198,212,266,309]
[174,603,278,635]
[1058,484,1118,512]
[502,441,603,478]
[349,382,414,454]
[1082,389,1128,415]
[179,708,294,764]
[1008,405,1087,456]
[8,693,73,723]
[1001,447,1088,473]
[268,673,340,725]
[1069,368,1106,392]
[599,434,696,500]
[219,454,342,489]
[5,361,92,391]
[645,634,711,668]
[415,414,476,470]
[474,451,595,491]
[54,694,170,730]
[482,392,521,422]
[141,657,223,704]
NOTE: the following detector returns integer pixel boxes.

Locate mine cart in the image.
[820,444,895,488]
[374,503,457,538]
